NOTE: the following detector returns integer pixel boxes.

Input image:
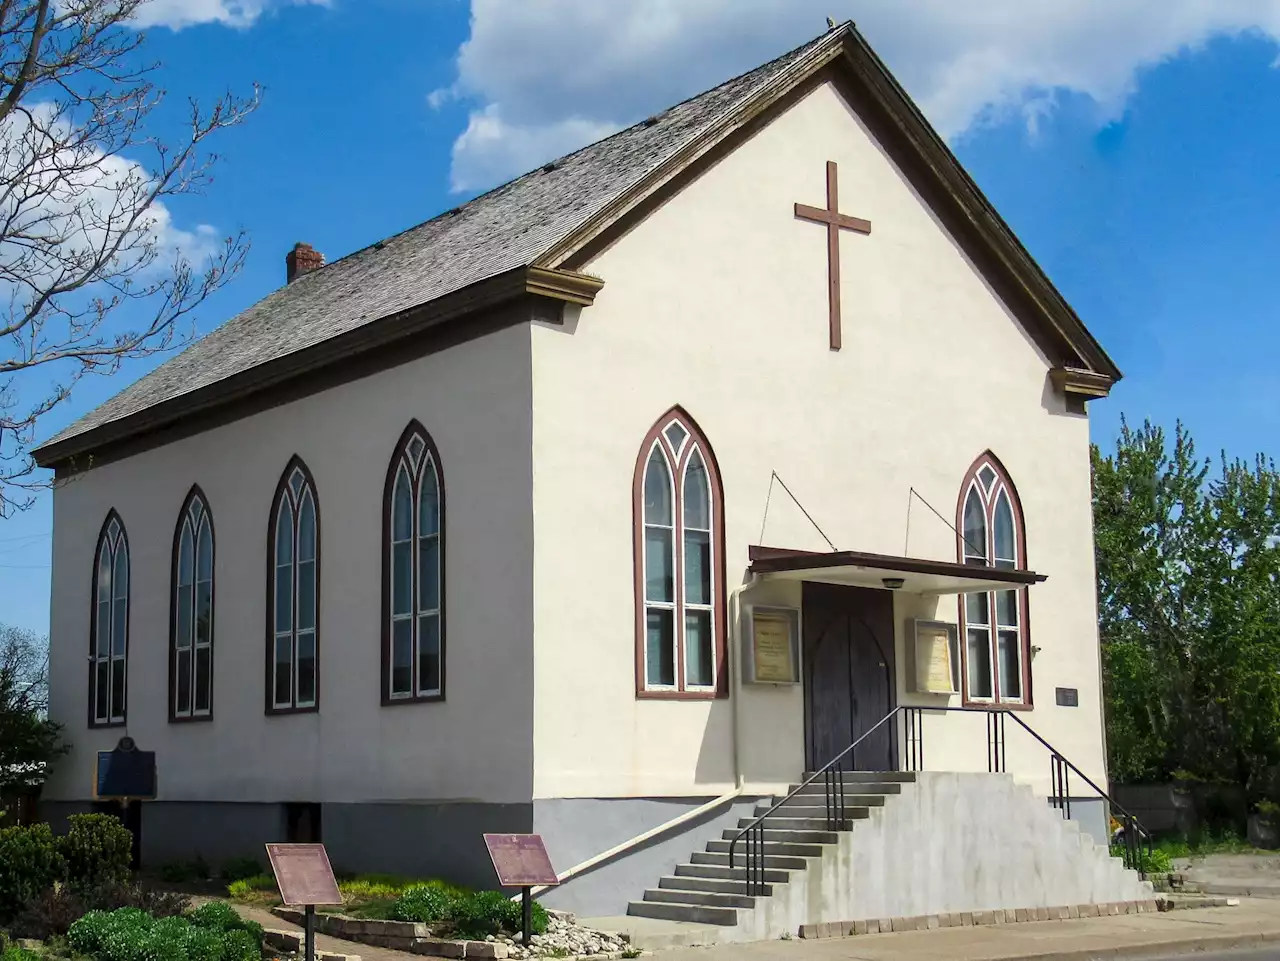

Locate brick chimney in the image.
[285,242,324,283]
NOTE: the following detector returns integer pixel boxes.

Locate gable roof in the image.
[34,23,1120,470]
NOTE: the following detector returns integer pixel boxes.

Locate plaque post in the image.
[521,887,532,947]
[265,842,342,961]
[482,834,559,946]
[304,905,316,961]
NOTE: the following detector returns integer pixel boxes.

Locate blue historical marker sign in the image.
[94,738,156,800]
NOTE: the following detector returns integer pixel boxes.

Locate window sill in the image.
[266,705,319,716]
[636,689,727,701]
[88,719,127,730]
[960,698,1034,712]
[169,714,214,724]
[382,692,446,707]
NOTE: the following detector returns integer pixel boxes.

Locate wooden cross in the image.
[795,160,871,351]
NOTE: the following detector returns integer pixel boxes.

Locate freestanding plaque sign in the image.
[483,834,558,946]
[266,843,342,961]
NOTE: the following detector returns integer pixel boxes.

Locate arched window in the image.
[382,423,445,703]
[90,511,129,727]
[268,458,320,713]
[633,408,726,698]
[957,453,1029,705]
[171,488,214,721]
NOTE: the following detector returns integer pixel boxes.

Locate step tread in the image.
[692,850,811,868]
[658,875,774,896]
[719,828,840,843]
[627,900,741,926]
[706,839,829,858]
[802,770,917,782]
[643,888,756,909]
[674,863,792,882]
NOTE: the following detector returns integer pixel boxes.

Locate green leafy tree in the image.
[0,624,67,795]
[1093,419,1280,790]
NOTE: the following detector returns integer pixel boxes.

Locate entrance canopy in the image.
[748,545,1046,595]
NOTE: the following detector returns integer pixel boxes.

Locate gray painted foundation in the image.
[533,796,762,918]
[323,802,532,890]
[42,799,531,889]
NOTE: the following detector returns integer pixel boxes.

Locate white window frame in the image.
[959,463,1027,706]
[638,415,720,695]
[386,428,444,703]
[91,514,129,727]
[173,493,214,719]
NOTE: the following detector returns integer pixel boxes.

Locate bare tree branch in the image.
[0,0,258,514]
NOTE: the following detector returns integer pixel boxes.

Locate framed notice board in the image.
[910,620,959,695]
[744,606,801,685]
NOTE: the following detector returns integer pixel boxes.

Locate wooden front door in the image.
[802,582,897,772]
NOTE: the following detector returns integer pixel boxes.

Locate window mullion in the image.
[292,500,301,709]
[411,463,420,699]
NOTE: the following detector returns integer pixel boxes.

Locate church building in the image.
[35,23,1147,936]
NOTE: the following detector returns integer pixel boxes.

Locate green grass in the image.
[1153,829,1265,860]
[229,872,469,912]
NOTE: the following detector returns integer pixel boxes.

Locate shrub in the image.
[180,926,225,961]
[219,929,258,961]
[60,814,133,892]
[391,884,456,923]
[0,822,66,921]
[189,900,263,946]
[219,858,262,884]
[68,909,115,954]
[10,885,88,940]
[449,890,547,939]
[1,946,40,961]
[69,904,259,961]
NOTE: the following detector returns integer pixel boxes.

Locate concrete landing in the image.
[1180,854,1280,898]
[581,915,730,950]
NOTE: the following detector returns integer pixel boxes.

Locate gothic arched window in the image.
[957,453,1030,705]
[633,408,726,698]
[382,423,445,703]
[171,488,214,720]
[90,511,129,727]
[268,458,320,713]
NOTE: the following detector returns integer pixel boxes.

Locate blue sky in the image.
[2,1,1279,634]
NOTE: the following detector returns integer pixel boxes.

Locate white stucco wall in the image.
[45,322,536,806]
[528,81,1105,801]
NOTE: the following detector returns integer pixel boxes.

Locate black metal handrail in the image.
[728,705,1153,896]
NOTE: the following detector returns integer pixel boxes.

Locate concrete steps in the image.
[628,773,905,926]
[625,769,1152,939]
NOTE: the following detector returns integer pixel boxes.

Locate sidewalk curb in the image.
[973,929,1280,961]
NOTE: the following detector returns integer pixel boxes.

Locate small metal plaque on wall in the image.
[1056,687,1079,707]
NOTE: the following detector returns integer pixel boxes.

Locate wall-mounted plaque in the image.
[483,834,559,887]
[266,843,342,906]
[746,606,800,684]
[94,738,157,800]
[912,620,958,695]
[1056,687,1079,707]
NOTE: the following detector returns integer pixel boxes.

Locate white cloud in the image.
[449,104,618,192]
[130,0,327,30]
[437,0,1280,191]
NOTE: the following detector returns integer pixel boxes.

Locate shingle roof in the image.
[39,31,831,453]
